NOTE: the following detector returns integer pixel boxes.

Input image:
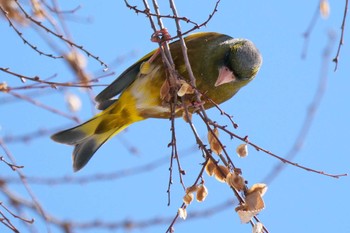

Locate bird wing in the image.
[95,32,223,111]
[95,50,155,110]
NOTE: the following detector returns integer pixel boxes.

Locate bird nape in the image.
[51,32,262,171]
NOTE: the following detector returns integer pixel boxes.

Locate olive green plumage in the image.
[51,32,262,171]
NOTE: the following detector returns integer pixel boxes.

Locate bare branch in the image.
[0,5,63,59]
[13,0,108,70]
[0,156,24,171]
[6,91,80,123]
[0,139,51,232]
[301,3,319,59]
[333,0,348,71]
[264,31,348,182]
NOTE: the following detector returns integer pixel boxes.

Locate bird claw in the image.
[151,28,171,43]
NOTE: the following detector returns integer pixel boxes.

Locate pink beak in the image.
[214,66,236,87]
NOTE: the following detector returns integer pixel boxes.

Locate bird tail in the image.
[51,101,142,171]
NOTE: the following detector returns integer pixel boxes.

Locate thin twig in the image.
[0,5,63,59]
[0,207,20,233]
[206,98,239,129]
[43,2,82,14]
[7,91,80,123]
[180,100,245,204]
[165,158,209,233]
[139,0,181,206]
[333,0,348,71]
[210,121,347,179]
[197,111,236,169]
[170,0,221,39]
[70,199,232,231]
[264,31,347,182]
[0,156,24,171]
[0,139,51,232]
[0,67,105,89]
[14,0,108,70]
[0,202,34,224]
[2,146,196,185]
[124,1,199,26]
[125,0,221,40]
[301,3,320,59]
[167,100,186,206]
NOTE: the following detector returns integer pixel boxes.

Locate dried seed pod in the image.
[65,51,91,84]
[65,93,82,112]
[236,208,261,224]
[178,207,187,220]
[177,81,194,97]
[213,165,229,183]
[185,185,198,194]
[205,159,216,176]
[226,172,245,191]
[236,143,248,158]
[235,193,264,223]
[183,192,194,205]
[0,1,26,24]
[31,0,45,18]
[196,184,208,202]
[208,127,222,155]
[247,183,268,197]
[235,183,267,223]
[253,222,264,233]
[0,82,8,92]
[66,51,87,69]
[245,189,265,211]
[160,79,170,101]
[320,0,330,19]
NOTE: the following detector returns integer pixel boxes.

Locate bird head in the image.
[215,39,262,87]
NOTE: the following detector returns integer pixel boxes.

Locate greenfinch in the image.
[51,32,262,171]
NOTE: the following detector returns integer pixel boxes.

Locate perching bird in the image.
[51,32,262,171]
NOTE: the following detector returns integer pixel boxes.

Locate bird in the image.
[51,32,262,172]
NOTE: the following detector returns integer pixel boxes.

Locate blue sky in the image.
[1,1,349,232]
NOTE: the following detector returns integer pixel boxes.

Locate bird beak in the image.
[214,66,236,87]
